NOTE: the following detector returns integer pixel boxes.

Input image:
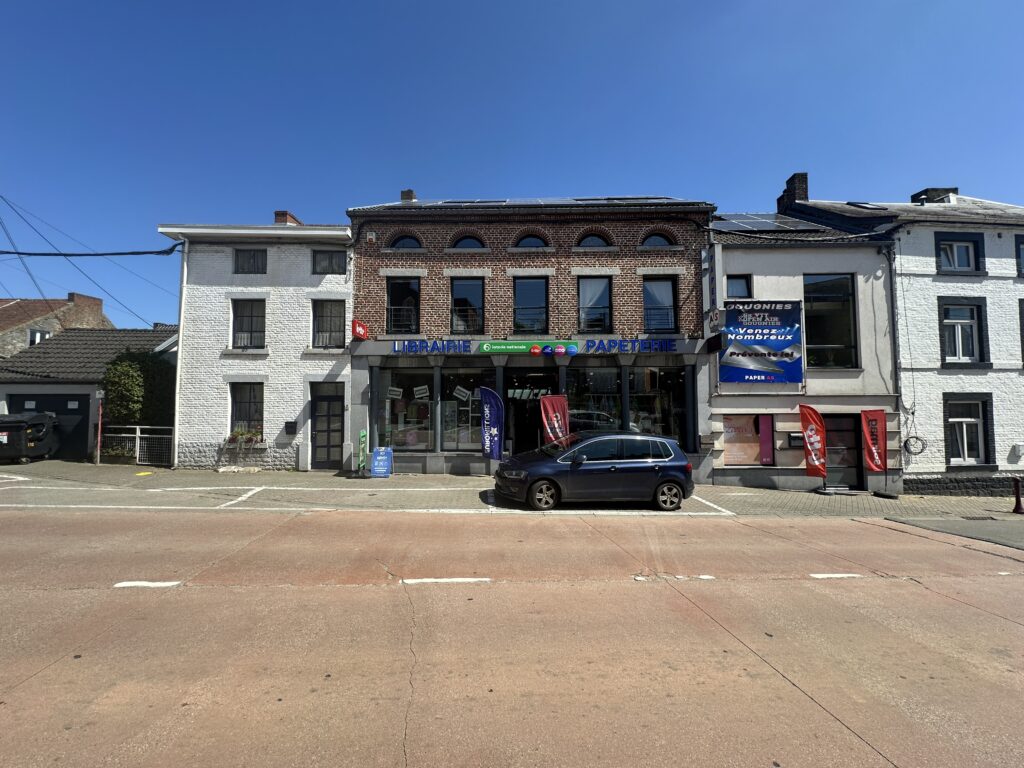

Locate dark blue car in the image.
[494,431,695,511]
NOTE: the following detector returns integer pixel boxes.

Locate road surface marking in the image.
[696,575,716,580]
[401,577,492,585]
[113,581,181,588]
[218,487,265,508]
[0,472,29,482]
[810,573,864,579]
[998,571,1012,576]
[691,496,736,515]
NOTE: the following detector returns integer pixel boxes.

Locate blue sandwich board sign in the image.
[370,447,393,478]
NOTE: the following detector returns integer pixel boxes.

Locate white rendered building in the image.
[160,211,354,470]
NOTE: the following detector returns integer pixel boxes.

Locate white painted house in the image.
[781,174,1024,494]
[159,212,354,470]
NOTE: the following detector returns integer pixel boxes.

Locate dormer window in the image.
[452,236,485,249]
[390,235,422,249]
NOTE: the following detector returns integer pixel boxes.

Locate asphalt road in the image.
[1,477,1023,767]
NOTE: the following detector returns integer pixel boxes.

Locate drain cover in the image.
[962,516,996,521]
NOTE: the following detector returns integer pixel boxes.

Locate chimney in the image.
[274,210,303,226]
[776,172,809,213]
[400,189,417,203]
[910,187,958,205]
[67,292,102,309]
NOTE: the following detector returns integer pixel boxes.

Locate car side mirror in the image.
[573,454,587,465]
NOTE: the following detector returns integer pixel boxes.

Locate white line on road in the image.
[696,575,716,580]
[691,495,736,516]
[401,577,492,585]
[0,473,29,482]
[809,573,864,579]
[218,487,265,508]
[113,581,181,588]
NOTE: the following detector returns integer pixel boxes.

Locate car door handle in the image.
[653,465,661,471]
[608,465,617,471]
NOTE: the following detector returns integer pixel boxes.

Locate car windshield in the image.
[539,432,586,456]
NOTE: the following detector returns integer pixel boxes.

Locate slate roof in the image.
[0,327,177,384]
[786,195,1024,234]
[349,196,714,215]
[0,298,72,333]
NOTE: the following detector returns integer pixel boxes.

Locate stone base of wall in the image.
[904,472,1024,496]
[177,441,298,470]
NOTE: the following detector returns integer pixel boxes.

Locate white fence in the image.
[100,426,173,466]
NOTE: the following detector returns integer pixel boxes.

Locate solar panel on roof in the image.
[713,213,825,232]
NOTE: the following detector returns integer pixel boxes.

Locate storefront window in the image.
[442,368,496,451]
[629,367,684,440]
[566,366,621,432]
[378,369,434,451]
[723,414,775,465]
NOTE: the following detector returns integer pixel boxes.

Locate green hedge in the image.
[101,352,175,426]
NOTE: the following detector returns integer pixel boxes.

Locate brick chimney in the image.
[67,292,102,310]
[274,210,303,225]
[776,172,809,213]
[400,189,417,203]
[910,187,958,204]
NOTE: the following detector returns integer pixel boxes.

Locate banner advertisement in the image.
[479,387,504,460]
[720,301,803,384]
[861,409,887,472]
[798,404,827,478]
[540,395,570,443]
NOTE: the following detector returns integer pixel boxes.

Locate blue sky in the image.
[2,0,1022,327]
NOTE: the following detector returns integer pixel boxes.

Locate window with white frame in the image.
[946,401,984,464]
[28,328,51,346]
[941,305,978,362]
[937,241,975,271]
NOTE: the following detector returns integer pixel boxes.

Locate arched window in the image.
[389,235,422,249]
[452,236,485,249]
[578,234,610,248]
[515,234,548,248]
[642,233,674,247]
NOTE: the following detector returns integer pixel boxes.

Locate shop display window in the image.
[628,367,684,441]
[442,368,496,451]
[566,367,622,432]
[379,369,434,451]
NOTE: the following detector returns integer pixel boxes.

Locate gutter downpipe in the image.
[884,236,902,492]
[171,236,188,468]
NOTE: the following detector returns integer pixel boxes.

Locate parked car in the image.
[494,431,694,511]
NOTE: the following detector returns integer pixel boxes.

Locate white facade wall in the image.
[893,224,1024,478]
[176,241,354,469]
[710,245,900,490]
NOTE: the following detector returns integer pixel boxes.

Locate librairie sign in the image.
[391,338,678,355]
[719,301,803,384]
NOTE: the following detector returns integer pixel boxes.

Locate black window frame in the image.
[513,276,549,335]
[451,235,486,249]
[231,299,266,349]
[1016,234,1024,278]
[936,296,991,369]
[934,232,986,276]
[389,235,423,249]
[803,273,858,369]
[27,328,51,346]
[514,234,548,248]
[641,232,674,248]
[642,276,678,333]
[230,382,264,438]
[312,300,347,349]
[233,248,267,275]
[386,277,421,334]
[941,392,995,470]
[312,249,347,275]
[577,233,610,248]
[726,274,752,299]
[577,275,613,334]
[450,277,485,335]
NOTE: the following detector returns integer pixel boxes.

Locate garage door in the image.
[7,394,91,460]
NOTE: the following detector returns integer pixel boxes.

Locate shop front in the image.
[351,338,701,475]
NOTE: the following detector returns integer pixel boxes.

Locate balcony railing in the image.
[451,306,484,334]
[643,306,676,333]
[579,306,612,333]
[313,331,346,348]
[387,306,420,334]
[232,331,265,349]
[513,307,548,334]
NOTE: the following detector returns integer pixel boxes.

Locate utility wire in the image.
[0,196,178,297]
[0,197,153,327]
[0,244,180,257]
[0,210,66,330]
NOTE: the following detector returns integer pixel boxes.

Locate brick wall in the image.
[350,215,709,339]
[0,293,113,358]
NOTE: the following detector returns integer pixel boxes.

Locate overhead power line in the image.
[0,243,180,257]
[0,196,155,327]
[0,210,67,331]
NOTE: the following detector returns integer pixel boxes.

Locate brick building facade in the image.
[348,194,715,476]
[0,292,113,359]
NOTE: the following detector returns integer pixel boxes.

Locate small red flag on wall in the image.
[351,319,369,340]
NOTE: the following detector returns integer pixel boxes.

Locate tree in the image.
[101,352,175,425]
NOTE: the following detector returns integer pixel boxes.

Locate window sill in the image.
[945,463,997,473]
[507,246,555,254]
[805,366,863,372]
[940,362,993,370]
[643,328,679,335]
[223,440,270,450]
[572,246,619,254]
[302,347,348,356]
[223,348,269,357]
[637,245,688,252]
[381,248,428,254]
[380,333,422,340]
[443,247,491,254]
[936,269,989,277]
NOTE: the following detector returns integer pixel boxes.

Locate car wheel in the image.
[654,482,683,511]
[528,479,559,511]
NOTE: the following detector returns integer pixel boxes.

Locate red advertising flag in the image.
[861,409,887,472]
[798,404,828,478]
[351,319,369,341]
[540,395,570,444]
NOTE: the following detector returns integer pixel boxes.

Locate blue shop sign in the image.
[392,340,473,354]
[581,338,677,354]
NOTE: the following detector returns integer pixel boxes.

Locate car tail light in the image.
[685,462,692,474]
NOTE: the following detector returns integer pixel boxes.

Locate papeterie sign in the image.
[720,301,803,384]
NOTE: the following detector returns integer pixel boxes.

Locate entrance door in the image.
[310,382,345,469]
[504,368,557,455]
[824,415,862,489]
[8,393,90,460]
